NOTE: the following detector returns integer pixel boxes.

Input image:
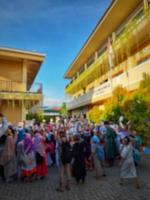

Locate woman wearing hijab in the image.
[0,127,17,182]
[33,131,47,179]
[16,122,25,145]
[72,135,86,184]
[119,136,140,188]
[17,134,37,182]
[104,121,117,167]
[91,135,105,180]
[56,132,72,192]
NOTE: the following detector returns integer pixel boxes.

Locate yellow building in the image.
[0,47,45,124]
[64,0,150,117]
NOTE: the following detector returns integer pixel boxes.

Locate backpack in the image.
[96,144,104,161]
[61,142,72,164]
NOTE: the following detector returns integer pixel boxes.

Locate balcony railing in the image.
[0,80,42,94]
[67,59,150,110]
[65,5,150,95]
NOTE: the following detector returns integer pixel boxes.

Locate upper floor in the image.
[64,0,150,97]
[0,47,45,95]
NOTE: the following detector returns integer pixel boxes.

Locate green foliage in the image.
[87,106,102,124]
[87,73,150,145]
[112,86,127,104]
[26,113,44,122]
[60,102,68,117]
[139,73,150,98]
[101,101,122,123]
[100,86,127,122]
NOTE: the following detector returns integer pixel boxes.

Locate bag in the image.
[61,143,72,164]
[96,145,104,161]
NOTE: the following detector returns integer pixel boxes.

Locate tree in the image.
[60,102,68,117]
[87,106,102,124]
[112,86,127,105]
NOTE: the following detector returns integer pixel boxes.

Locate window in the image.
[87,55,95,68]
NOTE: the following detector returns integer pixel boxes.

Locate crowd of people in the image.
[0,113,142,191]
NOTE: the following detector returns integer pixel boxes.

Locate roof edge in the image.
[0,46,46,58]
[64,0,116,79]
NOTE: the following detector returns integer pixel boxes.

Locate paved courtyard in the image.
[0,155,150,200]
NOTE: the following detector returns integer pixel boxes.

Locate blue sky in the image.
[0,0,111,106]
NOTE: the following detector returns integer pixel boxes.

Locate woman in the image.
[17,134,37,182]
[56,132,72,192]
[105,122,117,166]
[33,131,47,179]
[132,130,142,167]
[91,135,105,179]
[72,135,86,183]
[83,128,92,170]
[119,136,140,188]
[0,127,17,182]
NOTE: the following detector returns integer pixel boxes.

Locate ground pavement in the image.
[0,155,150,200]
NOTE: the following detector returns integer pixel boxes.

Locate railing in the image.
[67,59,150,110]
[65,5,150,94]
[0,80,42,93]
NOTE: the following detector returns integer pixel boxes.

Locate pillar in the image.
[144,0,148,10]
[95,51,98,61]
[84,63,87,70]
[22,60,27,91]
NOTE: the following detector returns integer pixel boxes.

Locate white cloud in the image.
[43,97,62,107]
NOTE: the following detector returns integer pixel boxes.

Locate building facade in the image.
[64,0,150,117]
[0,47,45,124]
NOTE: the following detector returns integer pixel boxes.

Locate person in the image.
[0,126,17,182]
[16,122,25,144]
[119,136,140,189]
[33,131,47,179]
[91,135,105,180]
[17,134,37,182]
[56,133,72,192]
[0,113,8,137]
[45,129,53,167]
[72,135,86,183]
[0,113,8,181]
[132,130,142,167]
[104,121,117,166]
[83,128,92,170]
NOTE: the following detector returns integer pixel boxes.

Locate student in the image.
[0,126,17,182]
[91,135,105,179]
[119,136,140,189]
[56,133,72,192]
[72,135,86,183]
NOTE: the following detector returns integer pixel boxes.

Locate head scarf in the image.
[24,133,34,154]
[33,133,44,156]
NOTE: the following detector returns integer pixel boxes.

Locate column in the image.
[84,63,87,70]
[95,51,98,61]
[107,37,113,92]
[21,103,26,122]
[144,0,148,10]
[22,60,27,122]
[22,60,27,91]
